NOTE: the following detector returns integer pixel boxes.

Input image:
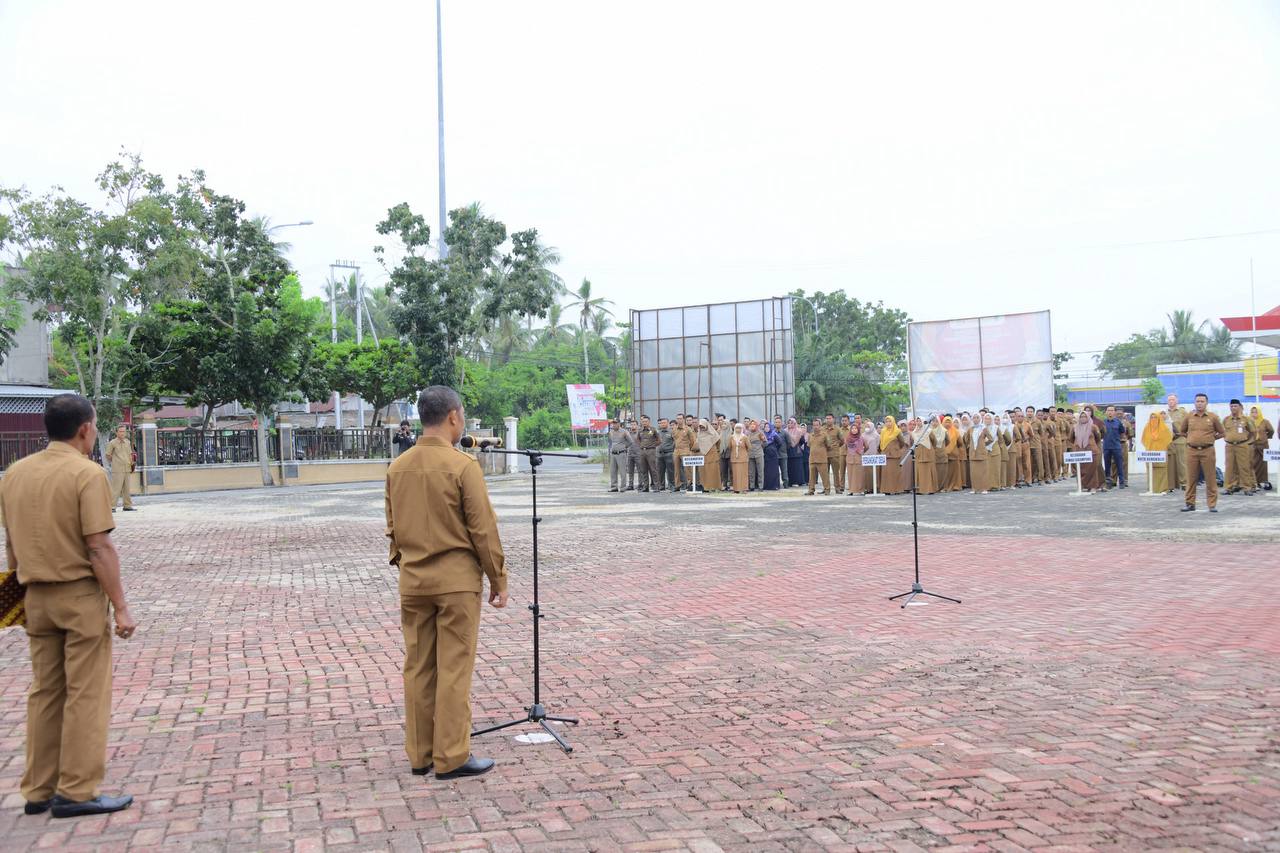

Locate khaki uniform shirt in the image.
[1221,415,1255,446]
[809,428,833,463]
[1178,410,1225,447]
[386,435,507,597]
[1253,418,1275,447]
[1,442,115,585]
[1167,407,1188,443]
[105,437,132,470]
[672,426,693,454]
[637,426,660,450]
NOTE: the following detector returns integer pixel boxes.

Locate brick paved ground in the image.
[1,466,1278,852]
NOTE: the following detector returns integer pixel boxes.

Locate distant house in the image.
[0,273,72,432]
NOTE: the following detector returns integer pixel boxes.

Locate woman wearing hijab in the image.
[1249,405,1275,489]
[695,418,723,492]
[1141,411,1174,493]
[785,417,807,487]
[968,415,992,494]
[1000,414,1017,489]
[861,418,880,494]
[879,416,907,494]
[908,417,935,495]
[728,423,750,493]
[956,414,975,490]
[761,419,782,491]
[928,416,949,493]
[845,415,866,495]
[942,416,963,492]
[1073,410,1103,492]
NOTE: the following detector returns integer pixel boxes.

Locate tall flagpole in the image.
[436,0,448,260]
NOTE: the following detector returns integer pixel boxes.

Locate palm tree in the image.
[486,312,532,363]
[536,303,575,345]
[524,239,564,331]
[565,278,613,380]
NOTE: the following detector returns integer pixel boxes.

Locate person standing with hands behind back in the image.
[1,394,137,818]
[386,386,508,780]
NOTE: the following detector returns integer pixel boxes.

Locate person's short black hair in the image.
[399,419,411,428]
[1195,392,1208,401]
[417,385,462,427]
[1230,398,1242,406]
[641,414,651,420]
[825,412,835,418]
[44,393,95,441]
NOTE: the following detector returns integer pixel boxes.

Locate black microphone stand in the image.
[889,422,961,609]
[470,446,587,753]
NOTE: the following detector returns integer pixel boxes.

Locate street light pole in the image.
[266,220,315,233]
[436,0,448,260]
[791,294,819,335]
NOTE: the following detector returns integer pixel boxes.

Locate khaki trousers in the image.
[110,469,133,509]
[23,577,113,802]
[1225,443,1255,490]
[1029,446,1042,483]
[1169,439,1187,490]
[1184,447,1218,509]
[1019,444,1030,483]
[831,453,846,492]
[807,461,830,494]
[401,591,481,774]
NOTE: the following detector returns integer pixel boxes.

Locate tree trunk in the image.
[256,416,274,486]
[582,328,589,382]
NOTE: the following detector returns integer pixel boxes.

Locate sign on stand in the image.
[1136,450,1167,497]
[682,455,705,496]
[1063,450,1092,496]
[861,454,887,497]
[1265,449,1280,463]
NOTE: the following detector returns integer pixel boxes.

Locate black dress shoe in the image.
[24,798,54,815]
[1181,505,1195,512]
[435,755,494,779]
[1209,507,1218,513]
[51,794,134,818]
[411,764,433,775]
[123,507,137,511]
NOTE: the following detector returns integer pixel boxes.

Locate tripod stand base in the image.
[472,703,579,753]
[889,582,961,609]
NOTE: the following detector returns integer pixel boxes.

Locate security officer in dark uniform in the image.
[656,417,675,492]
[636,415,660,492]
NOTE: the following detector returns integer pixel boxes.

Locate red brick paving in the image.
[0,479,1277,851]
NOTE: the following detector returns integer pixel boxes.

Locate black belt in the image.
[611,450,626,454]
[1226,442,1249,446]
[1189,444,1212,450]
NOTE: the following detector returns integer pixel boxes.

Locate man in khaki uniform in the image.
[1166,395,1188,491]
[834,415,852,494]
[104,425,135,512]
[387,386,508,779]
[1,394,137,818]
[1250,405,1274,489]
[672,415,693,491]
[1178,393,1225,512]
[1221,399,1257,495]
[1024,406,1042,484]
[807,417,833,495]
[636,415,660,493]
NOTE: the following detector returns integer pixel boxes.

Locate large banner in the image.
[566,384,608,431]
[908,310,1053,414]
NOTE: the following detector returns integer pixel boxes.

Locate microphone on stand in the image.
[459,434,504,450]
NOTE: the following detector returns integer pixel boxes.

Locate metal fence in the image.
[154,429,262,465]
[0,432,49,470]
[290,428,390,461]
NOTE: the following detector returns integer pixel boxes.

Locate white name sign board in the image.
[1265,449,1280,463]
[682,455,706,467]
[1136,450,1167,464]
[1063,451,1093,464]
[861,454,887,466]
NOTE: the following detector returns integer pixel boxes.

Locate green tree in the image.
[1,152,198,454]
[376,203,557,386]
[565,278,613,381]
[790,289,911,419]
[1140,377,1167,403]
[318,339,421,426]
[1095,310,1240,378]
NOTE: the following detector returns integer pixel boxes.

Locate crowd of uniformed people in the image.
[604,393,1274,510]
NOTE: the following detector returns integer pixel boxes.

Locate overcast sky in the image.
[3,1,1278,375]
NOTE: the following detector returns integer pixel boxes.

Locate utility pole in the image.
[330,260,361,429]
[436,0,448,260]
